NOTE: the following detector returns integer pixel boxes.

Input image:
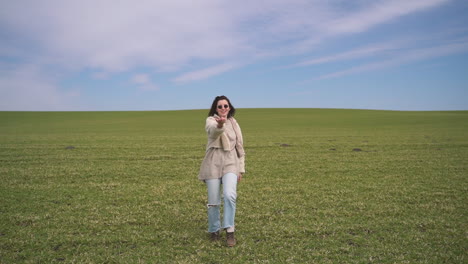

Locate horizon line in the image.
[1,107,467,113]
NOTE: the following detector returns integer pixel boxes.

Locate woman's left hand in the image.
[238,173,243,182]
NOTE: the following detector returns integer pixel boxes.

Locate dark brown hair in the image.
[208,95,236,118]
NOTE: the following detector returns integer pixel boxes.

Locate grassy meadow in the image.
[0,109,467,263]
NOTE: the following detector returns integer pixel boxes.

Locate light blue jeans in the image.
[206,173,237,233]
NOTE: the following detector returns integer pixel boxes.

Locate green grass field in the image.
[0,109,467,263]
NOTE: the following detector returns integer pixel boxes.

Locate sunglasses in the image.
[217,104,229,109]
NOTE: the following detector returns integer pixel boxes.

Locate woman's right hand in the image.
[215,117,226,128]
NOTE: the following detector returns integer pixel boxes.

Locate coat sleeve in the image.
[235,121,245,174]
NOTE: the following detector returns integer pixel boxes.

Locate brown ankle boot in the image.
[210,231,220,241]
[226,232,236,247]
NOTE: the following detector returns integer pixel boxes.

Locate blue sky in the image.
[1,0,467,111]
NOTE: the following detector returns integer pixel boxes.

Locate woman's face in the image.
[216,99,230,118]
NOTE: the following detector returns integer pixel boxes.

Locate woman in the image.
[199,95,245,247]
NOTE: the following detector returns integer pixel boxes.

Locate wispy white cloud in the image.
[173,62,240,83]
[276,0,453,54]
[132,74,151,85]
[325,0,450,35]
[131,73,159,91]
[313,40,468,80]
[289,27,468,71]
[0,64,81,110]
[286,44,396,68]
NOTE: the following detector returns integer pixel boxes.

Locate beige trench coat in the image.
[198,115,245,181]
